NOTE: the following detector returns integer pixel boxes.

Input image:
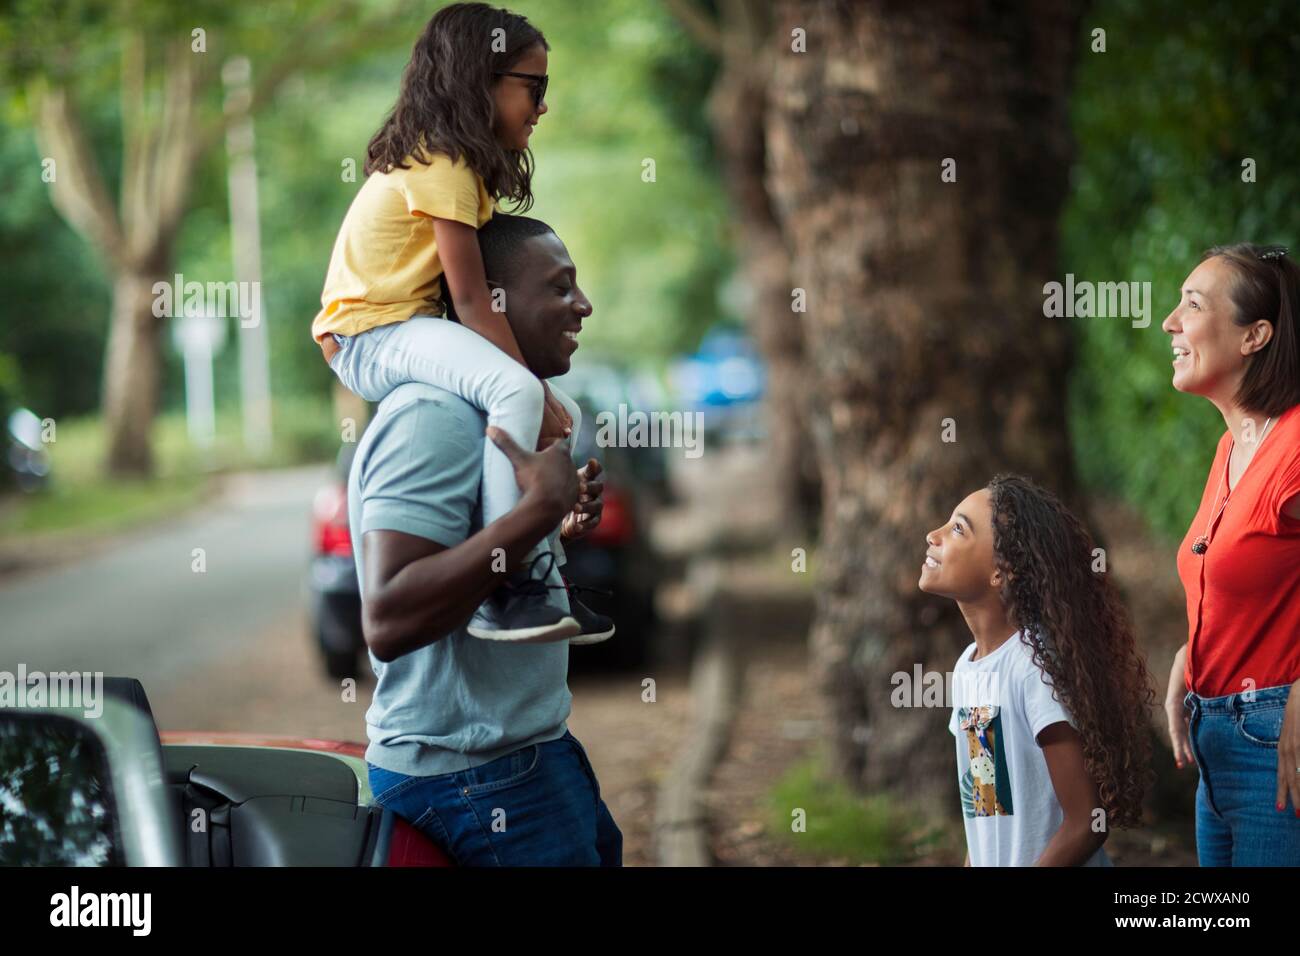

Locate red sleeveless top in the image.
[1177,403,1300,697]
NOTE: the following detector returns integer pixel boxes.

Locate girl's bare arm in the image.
[433,216,526,365]
[1035,721,1109,866]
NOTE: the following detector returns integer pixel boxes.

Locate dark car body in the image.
[550,377,664,669]
[308,444,363,679]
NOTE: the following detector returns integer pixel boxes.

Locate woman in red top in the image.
[1161,243,1300,866]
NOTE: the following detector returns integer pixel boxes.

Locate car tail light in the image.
[586,484,635,547]
[312,484,354,557]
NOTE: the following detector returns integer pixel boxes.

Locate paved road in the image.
[0,459,703,866]
[0,465,329,689]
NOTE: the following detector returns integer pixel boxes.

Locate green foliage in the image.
[0,396,336,538]
[765,752,956,865]
[0,473,208,537]
[0,351,21,410]
[1064,0,1300,538]
[0,110,112,419]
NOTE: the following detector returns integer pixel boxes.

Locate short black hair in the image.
[439,214,555,322]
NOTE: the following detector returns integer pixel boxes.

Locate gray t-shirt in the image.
[349,381,580,776]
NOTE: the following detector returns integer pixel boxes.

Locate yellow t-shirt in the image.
[311,151,497,351]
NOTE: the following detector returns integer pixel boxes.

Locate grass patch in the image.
[764,750,959,865]
[770,540,817,590]
[0,395,340,540]
[0,475,209,537]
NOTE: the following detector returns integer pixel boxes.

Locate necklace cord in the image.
[1193,414,1274,554]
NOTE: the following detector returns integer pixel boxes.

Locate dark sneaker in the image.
[563,578,616,645]
[467,552,580,644]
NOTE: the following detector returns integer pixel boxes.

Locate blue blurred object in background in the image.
[670,329,766,407]
[6,407,51,493]
[668,329,766,441]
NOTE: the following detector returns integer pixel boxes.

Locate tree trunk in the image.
[708,53,820,541]
[32,36,201,479]
[102,267,167,477]
[667,0,822,539]
[765,0,1083,811]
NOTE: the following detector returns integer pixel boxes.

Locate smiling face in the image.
[918,488,1001,602]
[498,232,591,379]
[1161,256,1272,403]
[491,43,548,152]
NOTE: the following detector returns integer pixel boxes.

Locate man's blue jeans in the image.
[1185,683,1300,866]
[367,730,623,866]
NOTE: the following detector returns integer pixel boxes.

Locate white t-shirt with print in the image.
[948,631,1110,867]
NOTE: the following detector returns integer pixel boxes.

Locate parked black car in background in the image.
[307,367,668,678]
[307,443,362,679]
[551,367,666,670]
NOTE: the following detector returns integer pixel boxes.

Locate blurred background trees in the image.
[2,0,429,476]
[0,0,730,477]
[666,0,820,542]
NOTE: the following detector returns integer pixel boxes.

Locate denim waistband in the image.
[1184,683,1292,717]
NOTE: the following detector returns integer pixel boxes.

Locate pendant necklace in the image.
[1190,415,1273,555]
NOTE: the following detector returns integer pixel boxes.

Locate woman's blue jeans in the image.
[1185,683,1300,866]
[367,730,623,866]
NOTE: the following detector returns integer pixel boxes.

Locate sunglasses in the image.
[495,70,547,109]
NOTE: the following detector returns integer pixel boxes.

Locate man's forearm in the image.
[367,493,561,661]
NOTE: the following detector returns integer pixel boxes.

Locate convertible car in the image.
[0,677,452,867]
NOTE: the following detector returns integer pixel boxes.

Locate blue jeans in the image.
[367,730,623,866]
[1185,683,1300,866]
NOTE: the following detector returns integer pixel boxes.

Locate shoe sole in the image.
[569,626,616,645]
[467,616,582,644]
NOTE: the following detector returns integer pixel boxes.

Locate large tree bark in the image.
[709,59,821,539]
[765,0,1083,810]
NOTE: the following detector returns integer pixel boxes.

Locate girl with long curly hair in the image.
[311,4,603,644]
[919,474,1156,866]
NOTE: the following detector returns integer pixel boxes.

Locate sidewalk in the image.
[649,440,824,865]
[696,556,823,866]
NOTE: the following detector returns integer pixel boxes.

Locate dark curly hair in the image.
[364,2,548,210]
[987,474,1156,830]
